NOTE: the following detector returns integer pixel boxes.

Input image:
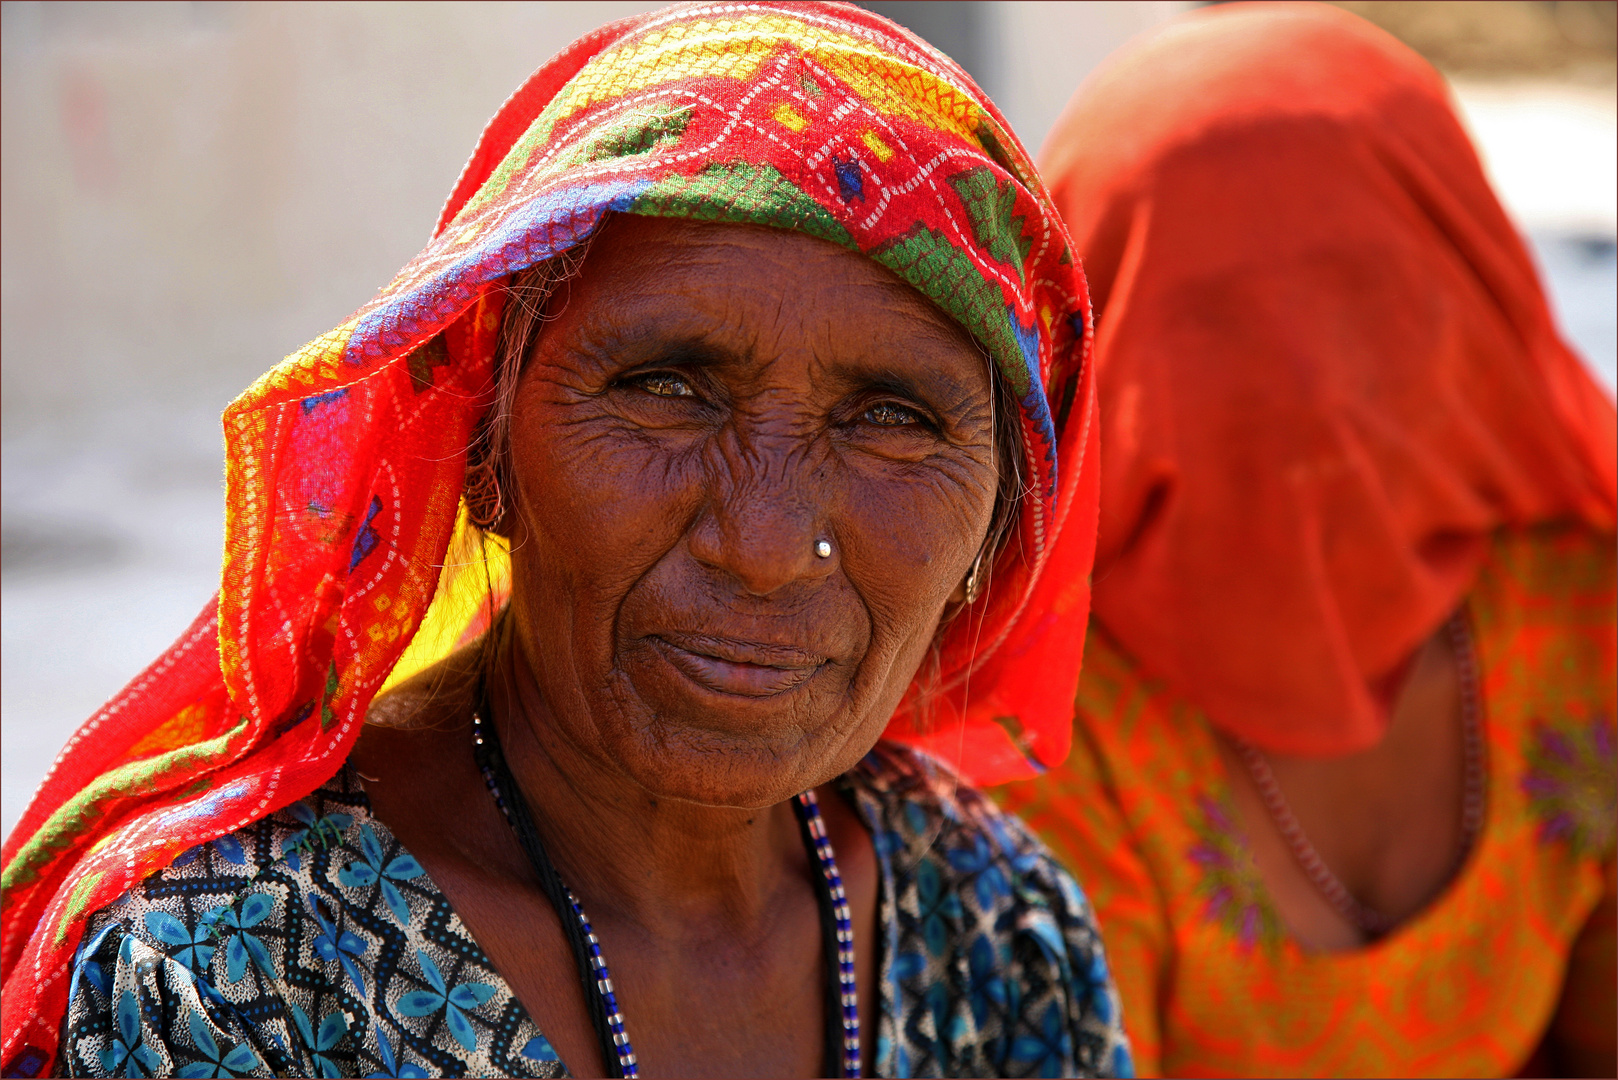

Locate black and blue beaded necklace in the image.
[470,702,861,1078]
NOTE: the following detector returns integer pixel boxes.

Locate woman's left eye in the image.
[864,402,922,427]
[634,372,696,398]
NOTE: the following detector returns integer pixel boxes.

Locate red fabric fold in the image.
[1041,1,1616,755]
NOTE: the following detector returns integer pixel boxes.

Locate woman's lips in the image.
[646,633,826,698]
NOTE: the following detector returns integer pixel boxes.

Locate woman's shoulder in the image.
[60,767,565,1079]
[846,742,1133,1078]
[70,767,372,976]
[1471,527,1615,863]
[849,740,1084,883]
[61,769,362,1077]
[846,742,1112,945]
[1063,621,1225,801]
[1471,525,1615,723]
[1475,525,1616,623]
[76,764,371,921]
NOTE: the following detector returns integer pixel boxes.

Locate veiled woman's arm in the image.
[1547,861,1616,1077]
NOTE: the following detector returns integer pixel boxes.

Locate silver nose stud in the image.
[815,540,832,559]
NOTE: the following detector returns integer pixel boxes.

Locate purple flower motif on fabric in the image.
[1188,793,1283,951]
[1522,713,1616,858]
[832,154,865,202]
[349,496,384,571]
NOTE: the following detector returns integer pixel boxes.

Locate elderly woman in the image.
[996,5,1616,1079]
[0,5,1128,1079]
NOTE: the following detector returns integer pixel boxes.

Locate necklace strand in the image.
[798,788,862,1078]
[566,887,636,1074]
[1232,611,1486,938]
[473,711,640,1077]
[471,709,860,1077]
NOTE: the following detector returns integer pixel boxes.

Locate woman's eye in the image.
[634,372,696,398]
[864,402,922,427]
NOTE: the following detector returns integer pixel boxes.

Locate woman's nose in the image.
[688,438,837,597]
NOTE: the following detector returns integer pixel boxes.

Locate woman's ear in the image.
[492,459,523,543]
[464,451,511,537]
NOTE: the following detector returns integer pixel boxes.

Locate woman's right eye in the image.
[631,372,696,398]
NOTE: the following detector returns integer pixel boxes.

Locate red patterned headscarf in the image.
[0,4,1099,1070]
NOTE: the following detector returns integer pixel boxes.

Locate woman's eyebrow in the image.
[853,370,932,401]
[649,339,735,369]
[836,363,984,413]
[587,312,987,409]
[573,320,737,370]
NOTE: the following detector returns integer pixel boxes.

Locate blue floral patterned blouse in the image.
[60,743,1131,1078]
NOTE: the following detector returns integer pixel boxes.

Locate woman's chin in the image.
[601,701,871,809]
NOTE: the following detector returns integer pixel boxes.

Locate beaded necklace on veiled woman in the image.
[470,705,862,1078]
[1231,612,1486,938]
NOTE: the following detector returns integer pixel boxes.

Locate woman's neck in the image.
[488,637,812,938]
[1216,622,1469,950]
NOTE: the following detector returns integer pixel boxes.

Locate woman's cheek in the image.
[845,453,994,557]
[839,459,992,622]
[512,406,700,589]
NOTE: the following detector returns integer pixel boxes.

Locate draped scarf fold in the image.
[1040,1,1616,755]
[1,4,1099,1070]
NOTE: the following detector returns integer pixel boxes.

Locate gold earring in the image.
[963,550,987,604]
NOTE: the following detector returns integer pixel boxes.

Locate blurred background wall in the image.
[3,1,1614,837]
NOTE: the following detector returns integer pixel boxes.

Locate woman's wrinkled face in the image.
[505,217,998,807]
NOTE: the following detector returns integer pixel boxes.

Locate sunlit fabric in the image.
[999,527,1616,1077]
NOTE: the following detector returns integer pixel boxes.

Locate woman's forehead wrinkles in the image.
[574,261,989,396]
[588,220,958,330]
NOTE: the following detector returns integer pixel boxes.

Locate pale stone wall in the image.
[0,1,1185,428]
[1,1,668,424]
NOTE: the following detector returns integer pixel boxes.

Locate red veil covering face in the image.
[0,4,1100,1071]
[1041,2,1617,757]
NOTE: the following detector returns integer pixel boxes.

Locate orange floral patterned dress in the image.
[996,527,1616,1077]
